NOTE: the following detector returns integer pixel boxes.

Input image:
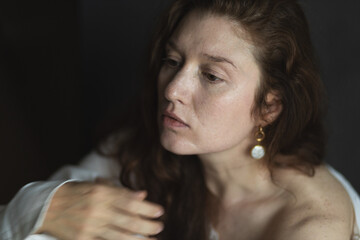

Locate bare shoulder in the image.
[270,165,355,240]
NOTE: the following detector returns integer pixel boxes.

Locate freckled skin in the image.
[156,11,355,240]
[157,11,261,156]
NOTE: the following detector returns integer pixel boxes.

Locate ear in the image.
[259,91,282,126]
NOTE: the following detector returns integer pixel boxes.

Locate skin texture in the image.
[158,11,261,157]
[38,10,354,240]
[37,181,164,240]
[158,11,355,240]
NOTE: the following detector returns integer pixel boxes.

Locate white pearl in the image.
[251,145,265,159]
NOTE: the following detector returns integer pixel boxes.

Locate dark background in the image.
[0,0,359,204]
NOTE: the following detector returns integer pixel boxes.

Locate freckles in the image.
[195,96,232,128]
[192,94,210,127]
[214,92,254,127]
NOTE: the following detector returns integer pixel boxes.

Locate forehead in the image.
[168,10,257,73]
[169,10,256,62]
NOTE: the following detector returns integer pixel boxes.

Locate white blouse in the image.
[0,151,120,240]
[0,152,359,240]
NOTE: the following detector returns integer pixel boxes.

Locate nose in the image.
[164,68,193,105]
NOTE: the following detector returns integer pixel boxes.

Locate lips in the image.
[162,110,189,128]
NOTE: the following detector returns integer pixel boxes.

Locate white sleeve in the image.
[0,151,120,240]
[49,151,121,183]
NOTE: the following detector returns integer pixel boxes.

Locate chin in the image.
[160,135,197,155]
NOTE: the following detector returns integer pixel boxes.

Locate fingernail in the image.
[154,208,164,217]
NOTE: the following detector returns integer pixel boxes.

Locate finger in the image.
[131,190,147,201]
[116,188,148,200]
[96,227,158,240]
[113,197,164,219]
[110,212,164,236]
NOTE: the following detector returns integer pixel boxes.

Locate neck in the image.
[198,148,282,207]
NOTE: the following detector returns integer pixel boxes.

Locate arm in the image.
[0,151,120,240]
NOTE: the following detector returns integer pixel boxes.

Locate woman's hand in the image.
[36,181,164,240]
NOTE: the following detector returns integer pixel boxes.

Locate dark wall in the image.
[1,0,359,204]
[302,1,360,191]
[0,0,87,204]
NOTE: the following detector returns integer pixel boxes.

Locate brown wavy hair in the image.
[102,0,326,239]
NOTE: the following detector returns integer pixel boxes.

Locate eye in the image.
[162,57,181,68]
[203,72,223,83]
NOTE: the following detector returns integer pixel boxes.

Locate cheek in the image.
[192,88,256,147]
[195,87,255,128]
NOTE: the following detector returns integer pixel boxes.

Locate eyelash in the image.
[202,72,223,83]
[162,56,224,84]
[162,57,181,68]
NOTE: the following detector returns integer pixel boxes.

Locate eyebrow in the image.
[203,54,238,70]
[166,40,237,70]
[166,40,180,52]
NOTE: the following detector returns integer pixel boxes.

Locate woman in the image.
[1,0,359,239]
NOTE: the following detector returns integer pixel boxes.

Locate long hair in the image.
[101,0,326,239]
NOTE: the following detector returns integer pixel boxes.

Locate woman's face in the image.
[157,11,261,157]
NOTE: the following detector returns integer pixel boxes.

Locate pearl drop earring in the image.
[251,126,266,159]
